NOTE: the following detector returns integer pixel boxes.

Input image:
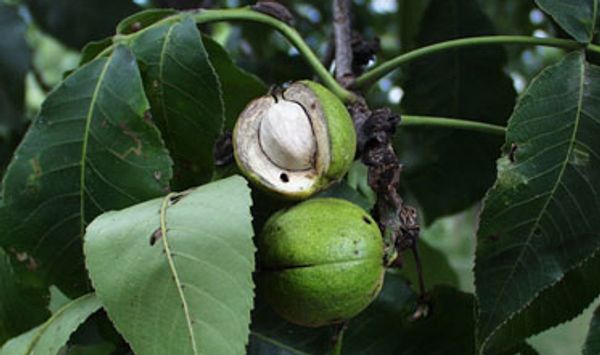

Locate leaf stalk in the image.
[401,115,507,136]
[355,35,586,89]
[191,8,359,103]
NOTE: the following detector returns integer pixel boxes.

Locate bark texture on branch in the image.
[333,0,354,87]
[332,0,425,303]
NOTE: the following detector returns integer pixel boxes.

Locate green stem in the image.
[355,35,588,89]
[589,43,600,53]
[190,8,357,103]
[331,325,346,355]
[402,115,506,136]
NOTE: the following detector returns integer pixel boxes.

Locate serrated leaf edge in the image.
[476,248,600,354]
[475,52,599,353]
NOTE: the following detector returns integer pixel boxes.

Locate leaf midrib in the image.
[158,22,176,149]
[160,193,198,355]
[79,56,114,235]
[481,55,587,349]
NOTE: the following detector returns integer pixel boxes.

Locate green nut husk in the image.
[233,81,356,200]
[257,198,385,327]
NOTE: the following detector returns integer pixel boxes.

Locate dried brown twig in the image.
[332,0,426,307]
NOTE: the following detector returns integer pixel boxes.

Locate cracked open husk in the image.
[233,80,356,199]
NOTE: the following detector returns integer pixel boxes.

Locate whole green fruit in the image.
[257,198,385,327]
[233,81,356,200]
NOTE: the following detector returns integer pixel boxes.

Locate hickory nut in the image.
[257,198,385,327]
[233,81,356,199]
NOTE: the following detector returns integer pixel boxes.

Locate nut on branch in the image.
[257,198,385,327]
[233,81,356,199]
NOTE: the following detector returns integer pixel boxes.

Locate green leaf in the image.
[316,182,373,212]
[0,248,49,345]
[203,36,267,130]
[486,253,600,354]
[316,162,375,212]
[475,51,600,354]
[24,0,140,49]
[84,175,255,355]
[78,38,113,67]
[250,273,475,355]
[131,16,224,190]
[0,3,31,130]
[0,293,101,355]
[0,46,173,296]
[116,8,177,35]
[584,305,600,355]
[398,0,516,223]
[534,0,598,43]
[48,286,71,313]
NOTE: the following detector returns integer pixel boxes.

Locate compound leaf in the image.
[131,16,224,190]
[0,46,172,296]
[475,51,600,353]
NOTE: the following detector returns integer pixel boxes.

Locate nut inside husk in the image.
[233,81,355,198]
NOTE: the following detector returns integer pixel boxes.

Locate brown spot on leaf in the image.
[26,158,43,194]
[30,158,42,178]
[119,122,143,158]
[149,228,162,246]
[15,251,39,271]
[130,21,142,33]
[16,251,28,262]
[144,111,153,124]
[508,143,518,163]
[26,258,38,271]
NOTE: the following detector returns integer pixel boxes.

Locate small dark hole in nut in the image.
[280,173,289,183]
[363,216,372,224]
